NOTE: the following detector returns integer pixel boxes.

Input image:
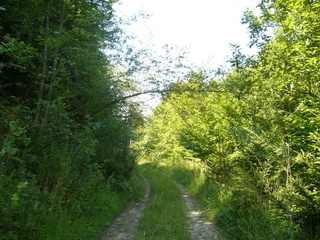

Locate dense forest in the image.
[1,0,320,239]
[0,0,144,239]
[139,0,320,239]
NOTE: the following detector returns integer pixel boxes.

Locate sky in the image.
[114,0,262,68]
[113,0,262,114]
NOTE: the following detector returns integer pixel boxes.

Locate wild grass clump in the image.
[33,183,130,240]
[135,163,190,240]
[35,166,147,240]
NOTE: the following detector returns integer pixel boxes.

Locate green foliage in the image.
[139,1,320,235]
[169,162,304,239]
[0,0,144,239]
[33,179,133,240]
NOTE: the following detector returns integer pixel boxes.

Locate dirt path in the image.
[99,178,151,240]
[177,184,226,240]
[100,176,225,240]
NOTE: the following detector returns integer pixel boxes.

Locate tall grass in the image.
[135,162,190,240]
[166,160,305,240]
[31,168,145,240]
[32,185,127,240]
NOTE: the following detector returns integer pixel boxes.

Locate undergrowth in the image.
[33,186,127,240]
[17,168,144,240]
[0,180,126,240]
[0,121,145,240]
[166,160,308,240]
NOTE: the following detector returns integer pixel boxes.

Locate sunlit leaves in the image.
[141,1,320,237]
[241,9,271,49]
[260,0,320,99]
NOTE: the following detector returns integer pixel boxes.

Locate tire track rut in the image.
[100,174,226,240]
[177,184,226,240]
[99,177,151,240]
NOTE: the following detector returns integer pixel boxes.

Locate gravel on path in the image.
[99,178,151,240]
[177,184,226,240]
[99,175,226,240]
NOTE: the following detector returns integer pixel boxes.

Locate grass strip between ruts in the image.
[134,163,190,240]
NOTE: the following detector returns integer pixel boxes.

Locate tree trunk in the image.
[39,0,66,134]
[34,0,50,126]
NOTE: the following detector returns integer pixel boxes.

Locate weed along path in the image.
[100,163,225,240]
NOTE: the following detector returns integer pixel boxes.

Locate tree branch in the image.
[92,89,232,116]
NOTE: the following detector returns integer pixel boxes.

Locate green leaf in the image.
[11,157,23,162]
[8,146,19,155]
[11,193,19,204]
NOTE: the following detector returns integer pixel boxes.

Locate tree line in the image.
[0,0,144,238]
[138,0,320,238]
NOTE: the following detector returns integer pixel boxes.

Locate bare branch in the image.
[92,89,232,116]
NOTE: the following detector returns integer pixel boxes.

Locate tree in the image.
[139,1,320,237]
[0,1,145,238]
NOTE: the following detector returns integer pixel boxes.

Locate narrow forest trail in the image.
[99,163,226,240]
[177,184,225,240]
[99,176,151,240]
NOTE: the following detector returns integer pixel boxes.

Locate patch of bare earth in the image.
[99,178,151,240]
[177,184,226,240]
